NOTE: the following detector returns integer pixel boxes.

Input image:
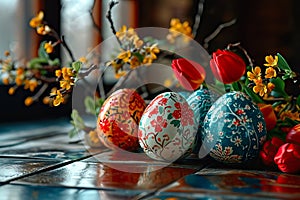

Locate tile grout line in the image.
[0,150,109,185]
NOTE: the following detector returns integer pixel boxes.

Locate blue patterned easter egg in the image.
[201,91,267,163]
[187,88,219,153]
[138,92,198,162]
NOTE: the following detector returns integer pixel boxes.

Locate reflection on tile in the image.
[0,184,139,200]
[160,168,300,199]
[83,151,205,171]
[0,158,61,183]
[14,160,196,191]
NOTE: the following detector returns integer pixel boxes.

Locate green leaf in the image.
[28,57,49,69]
[48,58,60,66]
[243,87,264,104]
[277,53,291,72]
[297,96,300,107]
[132,52,144,63]
[70,109,86,133]
[38,41,50,59]
[72,61,82,72]
[270,77,289,98]
[84,96,96,115]
[68,128,78,138]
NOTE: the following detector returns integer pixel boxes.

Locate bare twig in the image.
[61,35,75,62]
[192,0,205,38]
[227,42,254,67]
[77,64,99,78]
[106,0,122,47]
[203,18,237,49]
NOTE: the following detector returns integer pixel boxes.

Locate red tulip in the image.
[210,49,246,84]
[260,137,285,166]
[274,143,300,173]
[286,124,300,145]
[258,103,277,131]
[171,58,206,91]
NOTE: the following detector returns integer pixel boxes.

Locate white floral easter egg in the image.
[201,91,267,163]
[138,92,197,162]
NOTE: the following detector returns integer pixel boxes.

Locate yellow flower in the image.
[8,87,15,95]
[43,96,50,105]
[247,66,261,81]
[60,79,73,90]
[62,67,73,78]
[129,56,140,69]
[44,42,54,54]
[133,38,143,48]
[253,78,267,97]
[145,44,160,60]
[79,57,87,63]
[24,79,38,92]
[117,50,131,63]
[2,77,9,85]
[164,79,173,87]
[142,56,154,65]
[16,68,24,75]
[29,11,44,28]
[89,130,100,144]
[267,82,275,93]
[4,51,10,57]
[53,90,64,106]
[107,59,123,71]
[167,18,193,43]
[280,110,300,121]
[116,25,127,40]
[50,87,58,96]
[15,76,24,86]
[264,55,278,67]
[265,67,277,79]
[24,97,34,106]
[116,25,137,40]
[36,25,51,35]
[55,69,62,78]
[115,70,127,79]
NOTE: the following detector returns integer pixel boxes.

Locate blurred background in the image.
[0,0,299,123]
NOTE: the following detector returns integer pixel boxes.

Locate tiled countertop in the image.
[0,119,300,200]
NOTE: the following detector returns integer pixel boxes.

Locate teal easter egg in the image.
[187,88,219,153]
[138,92,197,162]
[201,91,267,163]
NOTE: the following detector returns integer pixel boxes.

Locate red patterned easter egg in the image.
[97,88,146,151]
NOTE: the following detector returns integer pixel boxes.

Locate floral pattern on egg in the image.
[201,91,267,163]
[138,92,197,162]
[187,88,219,153]
[97,88,146,151]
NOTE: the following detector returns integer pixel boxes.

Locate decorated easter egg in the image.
[97,88,146,151]
[187,88,219,153]
[201,91,267,163]
[138,92,197,162]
